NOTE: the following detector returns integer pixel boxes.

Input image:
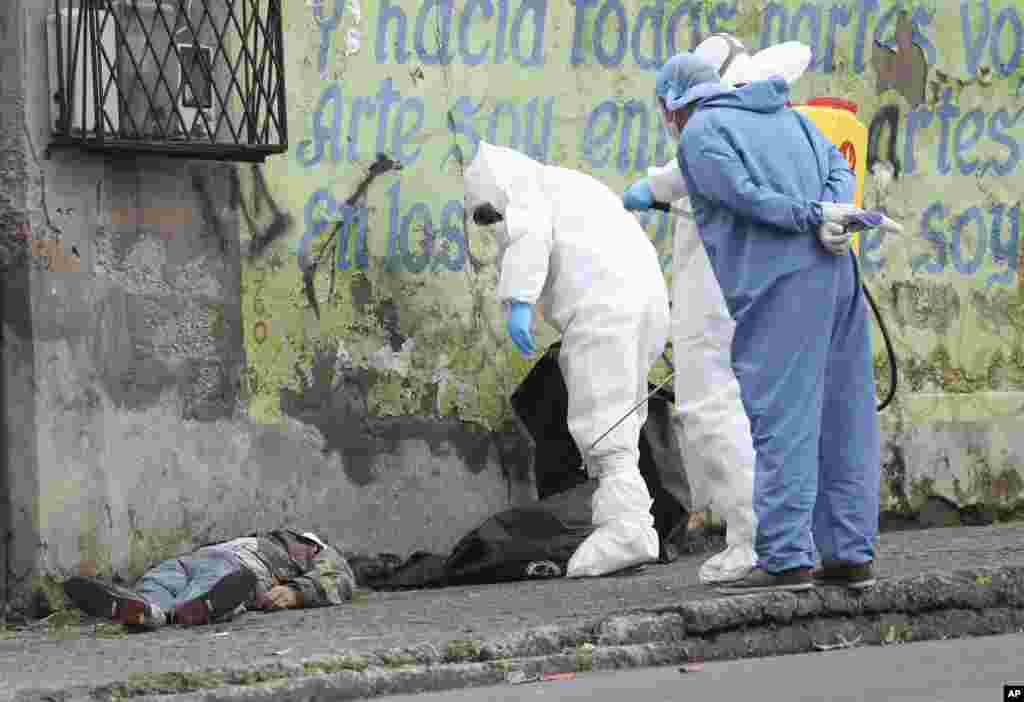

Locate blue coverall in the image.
[676,78,882,573]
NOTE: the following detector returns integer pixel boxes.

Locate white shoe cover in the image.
[697,544,756,584]
[567,470,659,578]
[567,519,660,578]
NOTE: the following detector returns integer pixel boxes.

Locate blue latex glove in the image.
[507,302,536,356]
[623,180,655,211]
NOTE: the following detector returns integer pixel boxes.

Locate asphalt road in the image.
[374,634,1024,702]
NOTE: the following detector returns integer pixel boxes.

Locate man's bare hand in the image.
[258,585,303,611]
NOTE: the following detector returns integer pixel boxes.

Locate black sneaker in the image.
[813,561,876,590]
[63,576,167,629]
[714,567,815,595]
[174,567,258,627]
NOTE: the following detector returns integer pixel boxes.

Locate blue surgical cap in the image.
[655,52,722,111]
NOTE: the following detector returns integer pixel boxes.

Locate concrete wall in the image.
[243,0,1024,519]
[2,0,1024,611]
[0,0,521,613]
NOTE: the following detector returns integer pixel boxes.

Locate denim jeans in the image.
[135,552,242,613]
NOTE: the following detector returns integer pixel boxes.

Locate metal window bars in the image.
[47,0,287,162]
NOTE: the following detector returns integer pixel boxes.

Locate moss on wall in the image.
[226,0,1024,513]
[124,527,193,582]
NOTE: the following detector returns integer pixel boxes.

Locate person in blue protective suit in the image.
[654,52,903,594]
[463,141,671,578]
[623,34,814,586]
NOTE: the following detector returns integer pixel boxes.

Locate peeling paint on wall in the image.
[221,0,1024,507]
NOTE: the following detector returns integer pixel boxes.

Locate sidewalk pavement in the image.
[3,524,1024,702]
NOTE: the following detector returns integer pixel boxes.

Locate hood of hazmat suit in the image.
[654,53,724,140]
[645,40,812,586]
[677,76,855,302]
[463,141,667,331]
[464,142,671,579]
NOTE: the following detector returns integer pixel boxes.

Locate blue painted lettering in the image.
[791,4,822,70]
[992,5,1023,77]
[315,0,346,78]
[378,0,529,65]
[989,107,1023,176]
[376,0,411,63]
[954,109,985,175]
[489,101,521,148]
[401,202,434,273]
[708,1,737,35]
[296,79,418,169]
[594,0,628,67]
[760,2,788,50]
[951,207,986,275]
[988,203,1021,289]
[297,82,344,168]
[393,96,425,164]
[511,0,547,67]
[414,0,455,65]
[444,96,483,167]
[632,0,665,71]
[665,1,699,56]
[583,101,618,168]
[459,0,493,65]
[913,203,948,273]
[336,204,371,271]
[376,78,403,158]
[437,200,468,271]
[299,190,334,266]
[909,202,1019,282]
[824,4,852,73]
[962,0,991,77]
[619,100,650,174]
[852,0,880,74]
[347,96,377,163]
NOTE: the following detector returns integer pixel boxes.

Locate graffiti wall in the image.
[242,0,1024,503]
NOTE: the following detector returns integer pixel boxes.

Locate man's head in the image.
[300,532,328,553]
[654,52,722,139]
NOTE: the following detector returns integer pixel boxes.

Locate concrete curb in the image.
[20,566,1024,702]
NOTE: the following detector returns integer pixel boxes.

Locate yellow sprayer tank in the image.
[793,97,868,256]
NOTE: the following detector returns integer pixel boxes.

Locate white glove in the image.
[818,221,851,256]
[818,202,904,233]
[816,202,904,256]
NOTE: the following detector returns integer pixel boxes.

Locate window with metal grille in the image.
[47,0,287,162]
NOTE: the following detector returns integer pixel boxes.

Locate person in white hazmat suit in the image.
[464,141,671,578]
[622,35,814,585]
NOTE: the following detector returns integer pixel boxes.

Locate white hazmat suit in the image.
[464,142,670,578]
[642,38,813,585]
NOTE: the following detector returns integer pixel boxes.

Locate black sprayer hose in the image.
[850,250,898,412]
[649,201,898,412]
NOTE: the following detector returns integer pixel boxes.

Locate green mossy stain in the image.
[444,639,484,663]
[34,574,68,615]
[77,523,113,578]
[125,527,193,582]
[107,671,228,699]
[92,622,129,639]
[908,476,936,511]
[302,656,370,674]
[882,623,914,645]
[208,303,226,340]
[575,642,596,672]
[379,652,419,669]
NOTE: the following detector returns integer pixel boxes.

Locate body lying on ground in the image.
[63,529,355,629]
